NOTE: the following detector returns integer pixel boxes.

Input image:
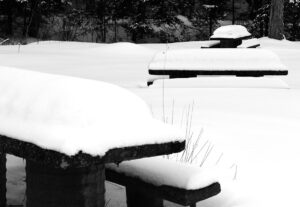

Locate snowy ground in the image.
[1,38,300,207]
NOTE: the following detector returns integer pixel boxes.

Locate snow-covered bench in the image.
[106,157,221,207]
[200,40,220,48]
[237,38,260,48]
[148,49,288,80]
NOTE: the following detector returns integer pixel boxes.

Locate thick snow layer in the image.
[149,49,287,71]
[0,67,184,156]
[106,157,219,190]
[150,77,290,89]
[210,25,251,39]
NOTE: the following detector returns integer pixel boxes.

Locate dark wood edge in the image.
[0,152,6,207]
[105,168,221,205]
[246,44,260,48]
[161,183,221,205]
[149,69,288,77]
[0,135,185,168]
[210,35,252,41]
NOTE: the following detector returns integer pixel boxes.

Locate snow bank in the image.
[84,42,154,56]
[149,49,287,71]
[210,25,251,39]
[149,77,290,89]
[0,67,184,156]
[106,157,219,190]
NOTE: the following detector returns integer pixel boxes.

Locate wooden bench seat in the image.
[237,38,260,48]
[106,158,221,207]
[200,40,220,48]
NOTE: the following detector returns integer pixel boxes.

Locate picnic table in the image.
[148,49,288,80]
[0,67,185,207]
[0,135,184,207]
[209,25,252,48]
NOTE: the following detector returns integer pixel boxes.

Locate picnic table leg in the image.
[0,152,6,207]
[26,160,105,207]
[126,186,163,207]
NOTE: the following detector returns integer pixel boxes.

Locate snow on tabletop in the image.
[0,67,185,156]
[210,25,251,39]
[149,49,287,71]
[106,157,219,190]
[150,77,290,89]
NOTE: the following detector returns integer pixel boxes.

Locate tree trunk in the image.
[268,0,284,40]
[232,0,235,24]
[5,0,14,35]
[0,152,6,207]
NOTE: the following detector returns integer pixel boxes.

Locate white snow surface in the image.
[1,38,300,207]
[210,25,251,39]
[149,49,287,71]
[106,157,219,190]
[150,77,290,89]
[0,67,184,156]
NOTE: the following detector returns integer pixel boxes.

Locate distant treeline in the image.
[0,0,299,43]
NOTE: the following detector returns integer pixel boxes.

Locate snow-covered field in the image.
[1,38,300,207]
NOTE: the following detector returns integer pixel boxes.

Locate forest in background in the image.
[0,0,299,43]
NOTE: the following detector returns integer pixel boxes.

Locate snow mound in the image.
[85,42,154,55]
[27,40,102,50]
[149,77,290,89]
[106,157,219,190]
[149,49,287,71]
[0,67,184,156]
[211,25,251,39]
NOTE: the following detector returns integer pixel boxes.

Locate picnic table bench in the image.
[0,67,186,207]
[106,157,221,207]
[148,49,288,81]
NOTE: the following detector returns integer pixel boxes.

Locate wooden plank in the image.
[247,44,260,48]
[0,152,6,207]
[105,169,221,206]
[0,135,185,168]
[149,69,288,78]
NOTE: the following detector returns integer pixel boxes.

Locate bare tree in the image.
[268,0,284,40]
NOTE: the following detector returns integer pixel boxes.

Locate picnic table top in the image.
[0,134,185,168]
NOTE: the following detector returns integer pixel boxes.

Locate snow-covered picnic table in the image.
[148,49,288,79]
[210,25,252,48]
[0,67,185,207]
